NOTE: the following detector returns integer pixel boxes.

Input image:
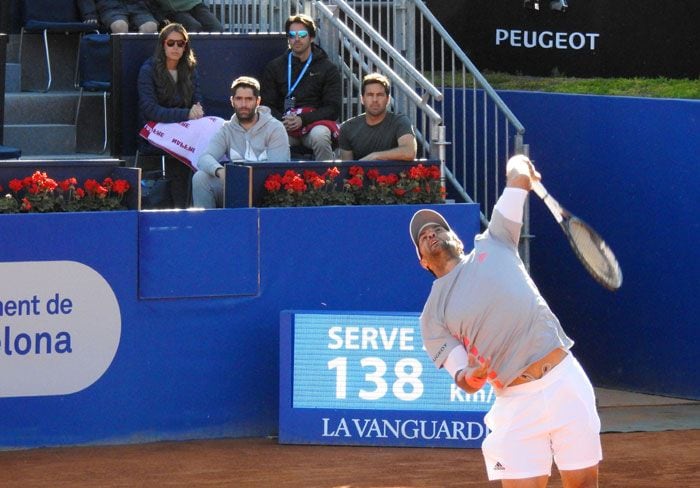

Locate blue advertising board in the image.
[279,311,494,448]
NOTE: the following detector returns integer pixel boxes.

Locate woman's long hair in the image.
[152,23,197,106]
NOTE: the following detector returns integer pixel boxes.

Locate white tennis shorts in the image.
[481,354,602,481]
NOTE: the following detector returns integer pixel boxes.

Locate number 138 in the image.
[327,357,424,401]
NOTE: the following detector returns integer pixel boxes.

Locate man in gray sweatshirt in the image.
[193,76,290,208]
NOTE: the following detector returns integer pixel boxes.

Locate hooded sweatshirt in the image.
[197,105,290,176]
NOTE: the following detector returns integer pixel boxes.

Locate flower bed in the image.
[261,164,445,207]
[225,160,445,208]
[0,171,131,213]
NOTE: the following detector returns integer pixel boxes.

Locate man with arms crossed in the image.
[339,73,417,161]
[410,155,601,487]
[193,76,289,208]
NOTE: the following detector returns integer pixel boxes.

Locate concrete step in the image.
[5,91,78,124]
[5,62,21,92]
[4,124,77,155]
[4,91,110,155]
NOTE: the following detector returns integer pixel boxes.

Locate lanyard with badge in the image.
[285,51,313,113]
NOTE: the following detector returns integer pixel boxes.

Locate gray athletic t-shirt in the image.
[420,208,574,390]
[338,112,414,160]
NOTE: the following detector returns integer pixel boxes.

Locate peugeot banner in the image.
[426,0,698,78]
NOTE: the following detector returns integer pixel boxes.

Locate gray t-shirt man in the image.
[338,112,414,160]
[420,206,574,390]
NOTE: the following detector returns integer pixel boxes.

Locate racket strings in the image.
[568,220,622,289]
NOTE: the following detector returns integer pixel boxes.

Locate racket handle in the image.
[531,181,565,223]
[531,181,548,199]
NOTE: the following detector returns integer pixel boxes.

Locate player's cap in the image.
[409,209,451,259]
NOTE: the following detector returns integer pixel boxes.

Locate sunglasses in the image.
[165,39,187,48]
[287,30,309,39]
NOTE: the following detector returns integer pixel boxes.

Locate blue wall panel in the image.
[459,92,700,398]
[0,204,478,449]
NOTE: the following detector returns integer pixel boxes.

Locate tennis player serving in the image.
[410,155,601,487]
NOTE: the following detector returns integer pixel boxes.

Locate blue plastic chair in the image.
[0,145,22,160]
[75,33,111,153]
[19,0,99,92]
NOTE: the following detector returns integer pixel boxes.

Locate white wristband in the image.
[443,345,468,380]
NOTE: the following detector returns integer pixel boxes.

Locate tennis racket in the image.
[531,181,623,291]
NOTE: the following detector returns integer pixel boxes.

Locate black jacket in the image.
[261,44,342,126]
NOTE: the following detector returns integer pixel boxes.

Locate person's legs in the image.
[128,4,158,33]
[137,20,158,33]
[302,125,334,161]
[549,357,601,487]
[559,465,598,488]
[109,19,128,33]
[166,158,192,208]
[98,8,127,33]
[192,170,223,209]
[168,11,202,33]
[501,476,549,488]
[189,3,223,32]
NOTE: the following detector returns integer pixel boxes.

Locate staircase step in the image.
[4,124,77,155]
[5,62,21,92]
[19,32,81,92]
[5,92,78,124]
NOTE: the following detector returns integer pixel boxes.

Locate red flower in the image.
[102,177,114,190]
[428,165,441,180]
[366,169,380,181]
[8,179,24,193]
[281,170,298,184]
[324,167,340,179]
[347,175,363,188]
[311,176,325,189]
[84,179,108,198]
[112,179,130,195]
[75,188,85,199]
[285,175,306,193]
[303,170,321,182]
[349,165,364,177]
[376,173,399,186]
[394,188,406,197]
[58,178,77,192]
[264,179,281,192]
[409,164,430,180]
[21,197,31,211]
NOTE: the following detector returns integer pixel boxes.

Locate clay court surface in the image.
[1,429,698,487]
[3,389,699,487]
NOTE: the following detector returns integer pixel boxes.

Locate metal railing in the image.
[205,0,528,226]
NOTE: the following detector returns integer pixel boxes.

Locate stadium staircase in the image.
[3,32,108,159]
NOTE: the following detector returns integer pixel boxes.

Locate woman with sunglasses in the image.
[137,23,204,207]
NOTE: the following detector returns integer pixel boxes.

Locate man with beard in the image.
[339,73,416,161]
[261,14,341,161]
[193,76,290,208]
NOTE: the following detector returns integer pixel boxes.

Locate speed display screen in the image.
[279,311,494,448]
